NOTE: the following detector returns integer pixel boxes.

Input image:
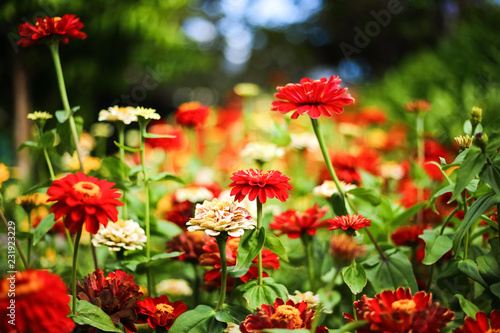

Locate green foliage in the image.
[364,250,418,292]
[238,278,288,309]
[169,305,226,333]
[32,213,56,245]
[419,229,453,265]
[342,261,367,295]
[68,297,121,332]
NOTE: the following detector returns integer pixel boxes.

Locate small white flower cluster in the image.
[174,186,214,203]
[98,106,138,124]
[288,290,320,309]
[187,198,255,237]
[313,180,356,198]
[156,279,193,296]
[240,142,284,165]
[92,219,147,252]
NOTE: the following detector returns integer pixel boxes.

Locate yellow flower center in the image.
[486,330,500,333]
[73,181,101,197]
[391,299,417,313]
[156,303,174,317]
[270,305,303,328]
[1,274,43,298]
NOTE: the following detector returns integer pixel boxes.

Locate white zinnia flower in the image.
[174,186,214,203]
[240,142,285,165]
[224,322,242,333]
[27,111,53,120]
[289,133,319,151]
[132,107,161,120]
[313,180,357,198]
[187,198,255,237]
[289,290,320,309]
[92,219,147,252]
[98,106,138,124]
[156,279,193,297]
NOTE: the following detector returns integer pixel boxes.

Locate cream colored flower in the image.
[174,186,214,203]
[80,131,96,152]
[187,198,255,237]
[92,219,147,252]
[289,290,320,309]
[313,180,356,198]
[240,142,285,164]
[27,111,53,120]
[380,161,405,180]
[218,190,257,217]
[224,322,242,333]
[454,135,474,152]
[90,123,114,138]
[156,279,193,297]
[132,107,161,120]
[290,132,319,151]
[99,106,138,124]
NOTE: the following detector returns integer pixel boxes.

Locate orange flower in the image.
[18,15,87,47]
[272,76,354,119]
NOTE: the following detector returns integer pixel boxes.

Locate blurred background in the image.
[1,0,500,167]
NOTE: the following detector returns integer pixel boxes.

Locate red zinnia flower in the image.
[240,298,328,333]
[453,310,500,333]
[199,237,280,289]
[327,214,371,234]
[0,270,74,333]
[343,287,454,333]
[47,172,123,234]
[272,76,354,119]
[229,169,292,204]
[175,101,210,128]
[135,295,187,330]
[391,225,426,247]
[165,200,195,230]
[76,269,143,333]
[405,99,431,113]
[146,122,185,151]
[269,204,330,239]
[18,14,87,47]
[166,231,211,262]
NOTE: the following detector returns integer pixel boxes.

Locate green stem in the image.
[139,122,152,294]
[416,112,425,224]
[71,229,82,316]
[0,209,28,270]
[117,124,128,219]
[310,118,387,260]
[256,200,263,287]
[42,148,56,181]
[27,211,32,267]
[463,191,469,260]
[215,234,228,312]
[192,262,200,307]
[65,228,74,254]
[48,43,85,173]
[302,235,316,292]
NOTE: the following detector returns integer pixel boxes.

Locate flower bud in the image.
[475,132,488,152]
[471,106,482,127]
[454,135,474,153]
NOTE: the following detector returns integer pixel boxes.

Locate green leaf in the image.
[391,203,425,226]
[480,161,500,197]
[55,110,70,123]
[458,259,488,288]
[455,294,480,318]
[443,149,468,170]
[143,132,177,139]
[453,191,500,254]
[127,252,183,272]
[342,262,367,294]
[329,321,369,333]
[214,304,251,324]
[18,141,39,151]
[71,105,81,113]
[99,157,131,180]
[347,187,381,206]
[264,233,289,262]
[33,213,56,245]
[239,278,288,309]
[437,260,469,295]
[68,297,121,332]
[450,147,486,202]
[229,228,266,278]
[419,229,453,265]
[39,132,57,149]
[491,282,500,299]
[169,305,226,333]
[464,119,473,135]
[477,254,500,283]
[113,140,141,152]
[484,117,500,155]
[149,172,184,184]
[364,250,418,292]
[329,193,348,216]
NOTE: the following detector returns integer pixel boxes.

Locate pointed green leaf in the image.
[229,228,265,278]
[329,193,348,216]
[113,140,141,152]
[455,294,480,318]
[479,160,500,197]
[458,259,488,288]
[342,262,367,294]
[33,213,56,245]
[18,141,39,151]
[450,147,486,202]
[419,229,453,265]
[169,305,226,333]
[391,203,425,226]
[149,172,184,184]
[39,132,57,149]
[68,297,121,332]
[364,251,418,292]
[55,110,70,123]
[264,233,289,262]
[347,187,381,206]
[477,254,500,283]
[491,282,500,299]
[239,278,288,309]
[214,304,251,324]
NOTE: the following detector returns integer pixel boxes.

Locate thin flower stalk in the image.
[117,122,128,219]
[301,234,316,292]
[215,234,229,311]
[256,200,263,286]
[71,229,82,316]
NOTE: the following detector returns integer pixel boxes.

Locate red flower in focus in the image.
[166,231,211,262]
[344,287,454,333]
[47,172,123,234]
[76,269,143,333]
[240,298,328,333]
[135,295,187,330]
[327,215,371,234]
[146,122,185,151]
[272,76,354,119]
[391,225,426,247]
[270,204,330,239]
[405,99,431,113]
[165,201,194,229]
[175,101,210,128]
[199,237,279,289]
[18,14,87,47]
[229,169,292,204]
[453,310,500,333]
[0,270,74,333]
